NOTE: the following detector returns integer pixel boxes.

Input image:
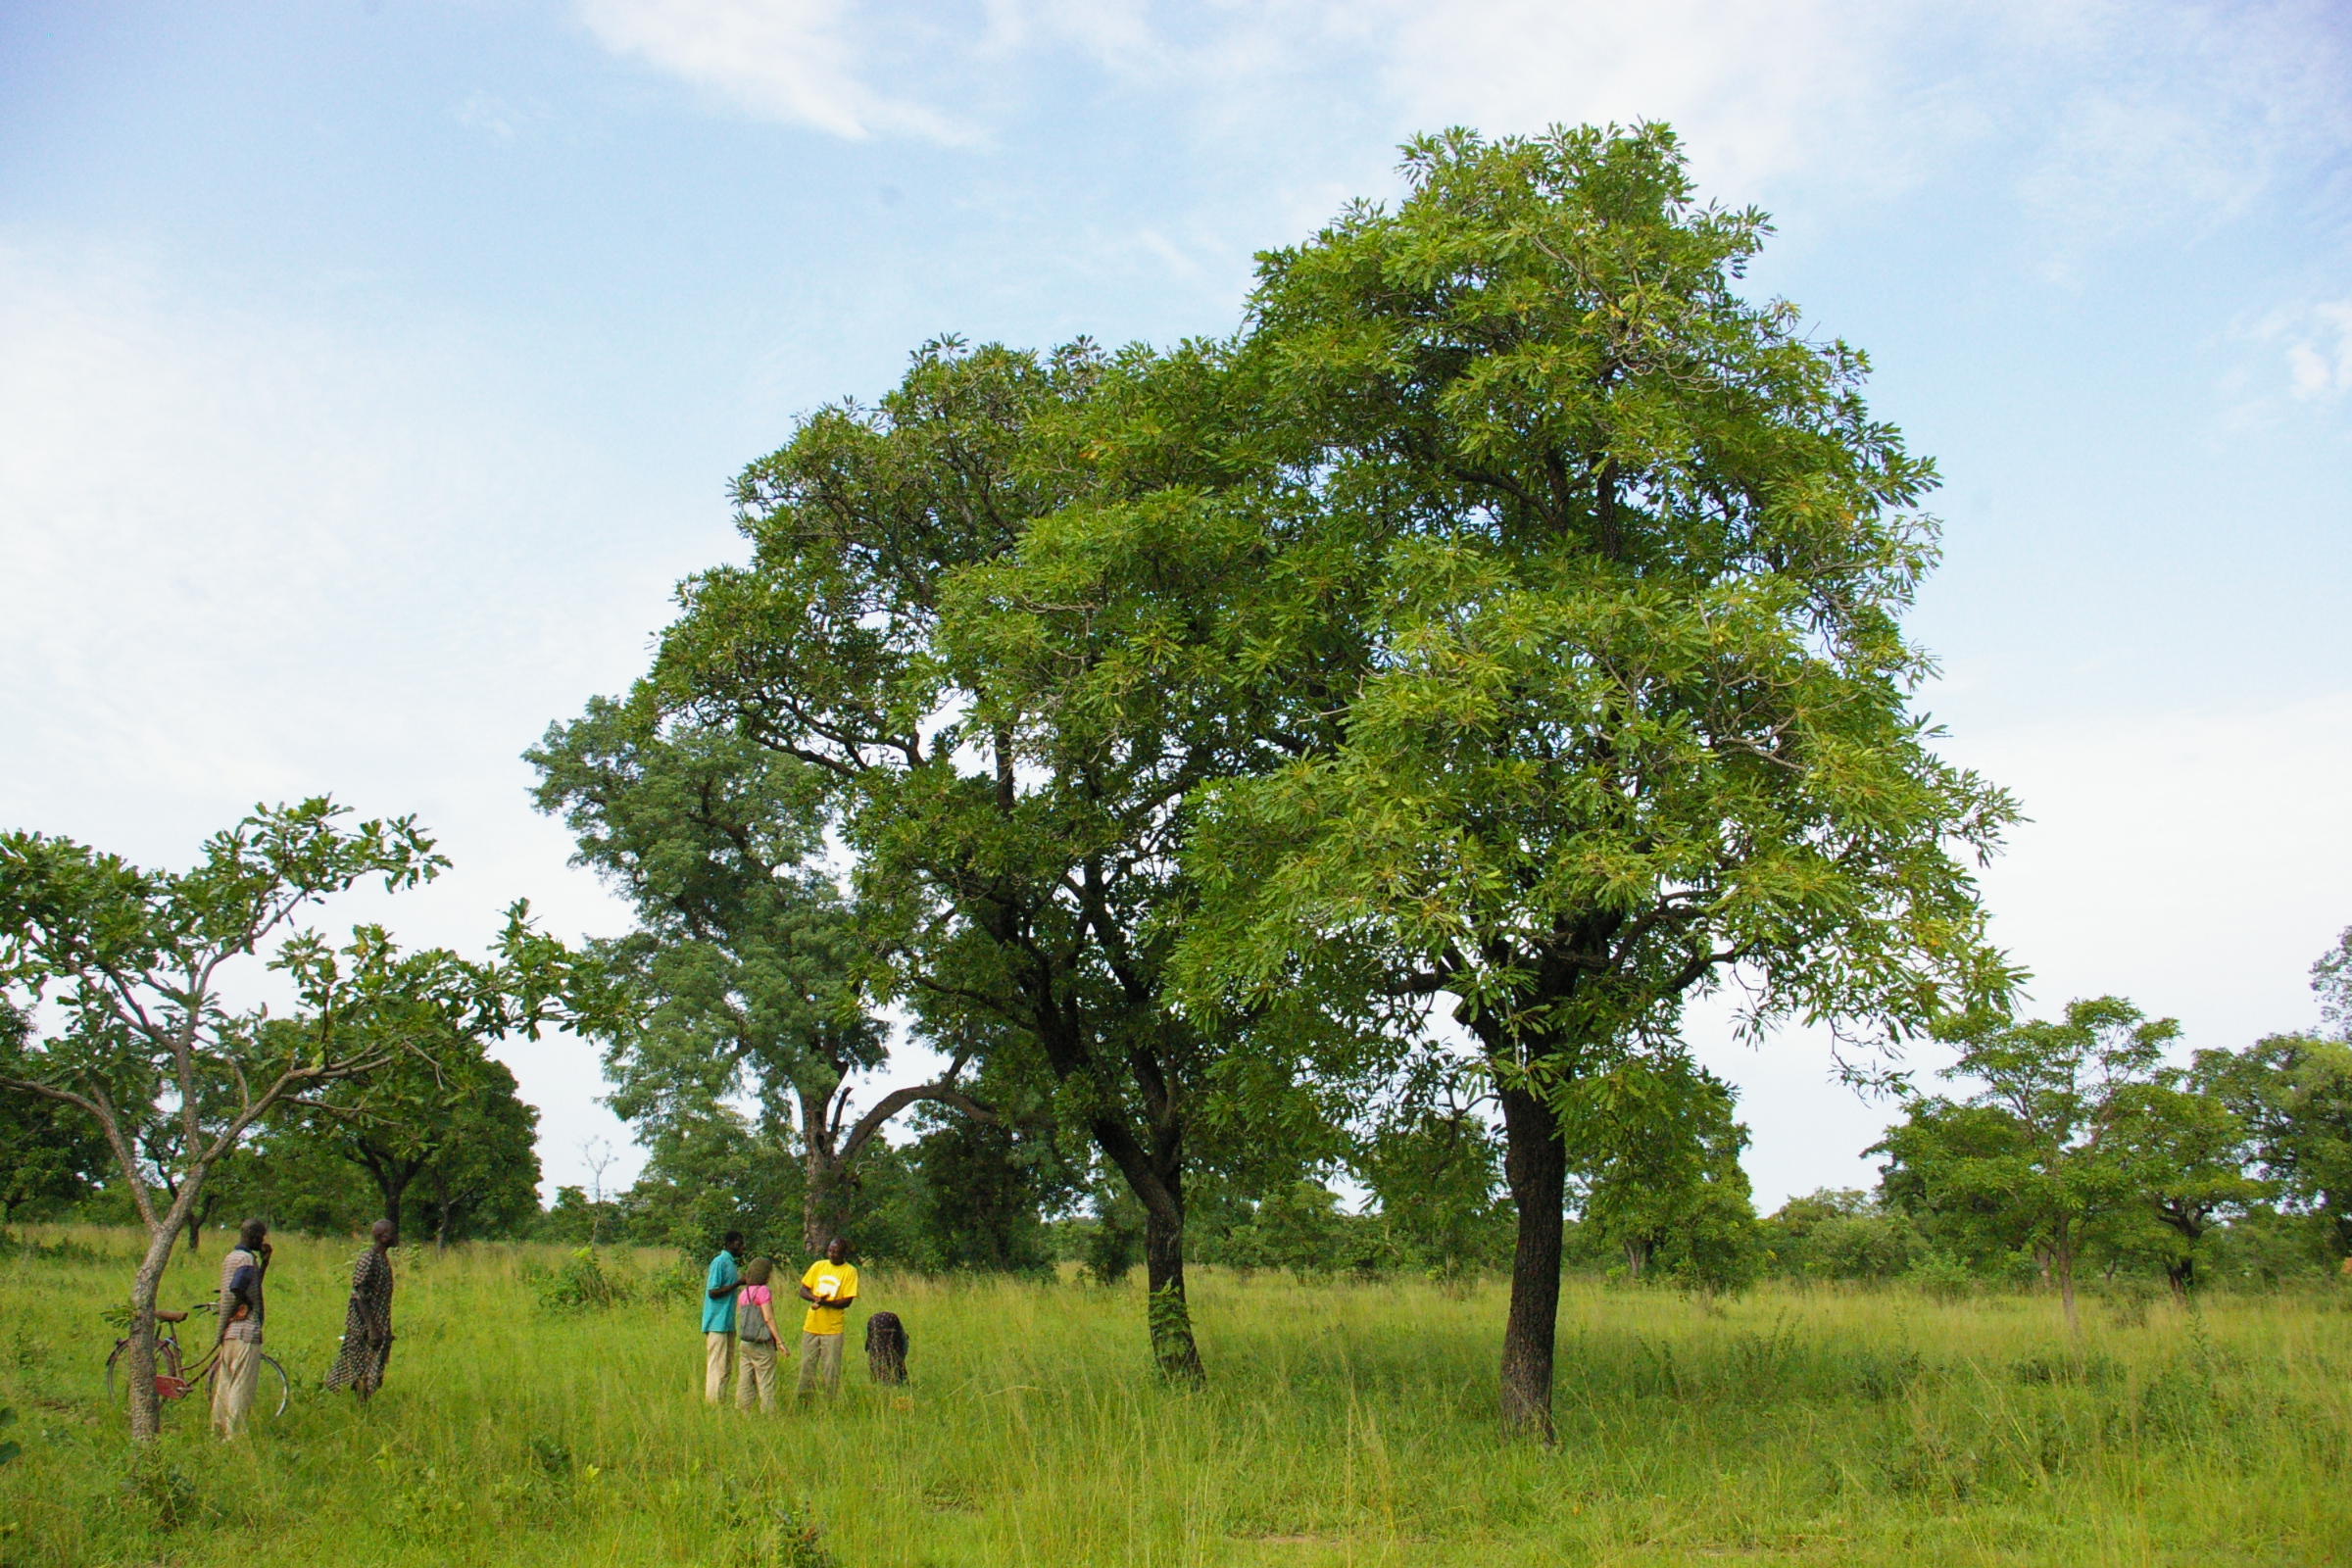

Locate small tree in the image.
[1356,1069,1513,1282]
[272,1040,543,1246]
[2194,1034,2352,1259]
[0,1001,112,1224]
[1880,997,2179,1328]
[530,696,1004,1256]
[2112,1080,2264,1295]
[0,801,440,1441]
[1559,1056,1758,1289]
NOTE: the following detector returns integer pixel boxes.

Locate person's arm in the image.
[707,1257,738,1299]
[760,1296,779,1339]
[799,1281,817,1304]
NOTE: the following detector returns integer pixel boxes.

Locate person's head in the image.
[238,1218,269,1251]
[741,1256,773,1287]
[824,1236,846,1264]
[721,1231,746,1256]
[369,1219,397,1248]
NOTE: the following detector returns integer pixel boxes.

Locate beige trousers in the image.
[736,1337,778,1411]
[704,1331,735,1403]
[212,1339,260,1439]
[796,1330,843,1396]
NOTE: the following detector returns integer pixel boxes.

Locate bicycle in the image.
[104,1303,289,1420]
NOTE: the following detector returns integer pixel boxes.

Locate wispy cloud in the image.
[2285,301,2352,398]
[576,0,965,141]
[574,0,2352,262]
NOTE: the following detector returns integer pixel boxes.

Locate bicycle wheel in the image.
[256,1354,290,1419]
[105,1338,190,1410]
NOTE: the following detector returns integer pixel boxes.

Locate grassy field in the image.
[1,1228,2347,1567]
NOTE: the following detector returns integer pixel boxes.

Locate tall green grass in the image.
[2,1227,2347,1565]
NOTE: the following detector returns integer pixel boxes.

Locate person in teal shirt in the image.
[701,1231,744,1403]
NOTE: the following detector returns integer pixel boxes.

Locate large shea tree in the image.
[1181,124,2020,1438]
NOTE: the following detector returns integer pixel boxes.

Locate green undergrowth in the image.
[2,1228,2348,1566]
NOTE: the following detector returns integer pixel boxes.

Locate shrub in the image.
[534,1249,637,1312]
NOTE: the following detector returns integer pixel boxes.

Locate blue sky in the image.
[4,0,2349,1205]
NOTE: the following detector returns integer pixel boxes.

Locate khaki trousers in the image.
[735,1337,778,1411]
[704,1331,735,1403]
[212,1339,260,1439]
[796,1330,843,1396]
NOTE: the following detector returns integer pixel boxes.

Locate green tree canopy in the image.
[0,801,576,1443]
[2194,1033,2352,1257]
[635,337,1384,1379]
[1560,1055,1758,1291]
[529,692,1004,1256]
[1172,122,2018,1435]
[1874,996,2180,1325]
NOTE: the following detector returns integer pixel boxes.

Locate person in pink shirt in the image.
[733,1257,782,1412]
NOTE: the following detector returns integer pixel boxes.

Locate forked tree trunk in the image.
[1498,1083,1567,1442]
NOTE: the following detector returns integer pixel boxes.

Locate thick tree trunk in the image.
[2165,1254,2194,1298]
[804,1150,841,1259]
[1498,1082,1566,1442]
[1623,1238,1650,1280]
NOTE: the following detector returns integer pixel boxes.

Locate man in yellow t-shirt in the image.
[796,1236,858,1399]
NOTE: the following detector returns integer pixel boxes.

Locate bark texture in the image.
[1497,1083,1566,1442]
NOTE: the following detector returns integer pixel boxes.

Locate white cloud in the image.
[577,0,965,141]
[1341,0,1938,192]
[2285,301,2352,398]
[575,0,2352,265]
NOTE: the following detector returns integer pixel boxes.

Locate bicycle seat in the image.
[154,1309,188,1323]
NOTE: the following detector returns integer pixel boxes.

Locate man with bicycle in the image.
[212,1218,270,1439]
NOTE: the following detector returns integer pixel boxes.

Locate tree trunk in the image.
[1623,1237,1650,1280]
[1143,1194,1202,1383]
[1498,1082,1567,1442]
[2054,1228,2079,1332]
[2165,1253,2194,1299]
[123,1225,177,1442]
[803,1154,826,1259]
